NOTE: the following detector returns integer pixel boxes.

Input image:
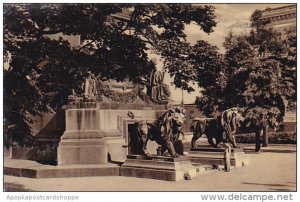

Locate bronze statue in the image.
[123,107,186,158]
[123,121,150,156]
[191,108,245,149]
[220,108,245,147]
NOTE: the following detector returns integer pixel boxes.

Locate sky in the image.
[169,3,292,104]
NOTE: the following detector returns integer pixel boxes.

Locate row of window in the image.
[262,12,296,22]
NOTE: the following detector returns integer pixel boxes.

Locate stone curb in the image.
[243,147,296,153]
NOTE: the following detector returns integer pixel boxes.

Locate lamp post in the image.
[181,79,184,107]
[181,87,184,107]
[178,69,184,107]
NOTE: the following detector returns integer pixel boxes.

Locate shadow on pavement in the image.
[243,151,262,154]
[4,182,34,192]
[242,182,296,191]
[242,182,294,187]
[287,181,296,185]
[270,188,296,192]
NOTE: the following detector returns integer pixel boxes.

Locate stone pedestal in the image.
[57,107,108,165]
[120,155,197,181]
[57,138,107,165]
[188,146,249,168]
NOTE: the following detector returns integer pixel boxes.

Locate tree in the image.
[278,26,297,105]
[191,40,227,116]
[196,9,296,149]
[248,10,295,103]
[224,28,295,148]
[124,4,218,92]
[3,3,218,147]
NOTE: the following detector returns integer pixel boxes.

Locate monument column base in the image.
[120,155,197,181]
[57,137,107,165]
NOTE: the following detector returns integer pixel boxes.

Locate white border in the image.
[1,1,298,201]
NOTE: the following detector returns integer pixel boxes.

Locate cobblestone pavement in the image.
[4,151,296,192]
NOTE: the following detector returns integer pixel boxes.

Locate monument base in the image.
[120,155,197,181]
[4,158,119,178]
[57,138,107,165]
[188,146,249,168]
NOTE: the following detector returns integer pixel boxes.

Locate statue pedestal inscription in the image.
[188,145,249,168]
[120,155,197,181]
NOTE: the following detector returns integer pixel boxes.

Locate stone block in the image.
[60,131,105,139]
[120,155,197,181]
[4,158,120,178]
[98,103,170,110]
[65,109,100,131]
[57,138,107,165]
[100,109,165,130]
[21,168,38,178]
[106,137,127,162]
[36,165,120,178]
[188,146,249,167]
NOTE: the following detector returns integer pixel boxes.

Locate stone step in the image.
[4,159,119,178]
[120,155,198,181]
[188,147,249,168]
[191,145,244,153]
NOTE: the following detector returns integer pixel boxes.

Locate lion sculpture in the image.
[191,107,245,149]
[123,107,186,158]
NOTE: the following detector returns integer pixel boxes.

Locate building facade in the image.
[260,5,296,33]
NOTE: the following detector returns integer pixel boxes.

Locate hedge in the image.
[235,132,296,144]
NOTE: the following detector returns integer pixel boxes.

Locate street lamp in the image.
[181,79,184,107]
[177,69,184,107]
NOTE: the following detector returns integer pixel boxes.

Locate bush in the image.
[235,132,296,144]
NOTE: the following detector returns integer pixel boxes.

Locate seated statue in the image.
[148,59,170,104]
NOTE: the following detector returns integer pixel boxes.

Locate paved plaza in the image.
[4,148,296,192]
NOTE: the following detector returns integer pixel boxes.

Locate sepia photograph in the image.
[2,1,297,196]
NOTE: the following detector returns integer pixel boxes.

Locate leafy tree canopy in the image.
[196,9,296,130]
[3,3,217,147]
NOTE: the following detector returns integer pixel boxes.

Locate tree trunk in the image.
[255,129,263,152]
[262,126,269,147]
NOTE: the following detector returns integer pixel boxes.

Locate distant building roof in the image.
[260,5,296,32]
